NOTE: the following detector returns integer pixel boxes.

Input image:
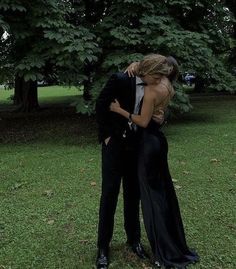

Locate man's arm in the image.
[95,74,117,142]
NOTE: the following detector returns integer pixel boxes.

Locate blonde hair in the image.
[137,54,178,82]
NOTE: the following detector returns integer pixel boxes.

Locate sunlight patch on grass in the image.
[0,85,82,106]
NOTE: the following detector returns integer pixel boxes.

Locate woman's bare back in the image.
[151,77,174,114]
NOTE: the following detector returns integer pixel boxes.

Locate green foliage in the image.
[0,0,235,114]
[75,97,95,116]
[0,0,100,83]
[170,84,193,115]
[74,0,235,114]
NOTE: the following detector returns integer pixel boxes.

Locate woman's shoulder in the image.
[144,85,158,98]
[158,78,174,95]
[148,82,170,99]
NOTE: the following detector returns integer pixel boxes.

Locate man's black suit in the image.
[96,72,141,249]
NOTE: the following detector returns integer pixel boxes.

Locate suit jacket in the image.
[96,72,136,143]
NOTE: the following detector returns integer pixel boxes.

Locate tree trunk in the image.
[83,64,93,101]
[83,78,92,101]
[225,0,236,64]
[194,76,205,92]
[14,75,39,112]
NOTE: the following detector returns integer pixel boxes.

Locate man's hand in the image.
[124,62,139,77]
[152,110,165,125]
[104,137,111,145]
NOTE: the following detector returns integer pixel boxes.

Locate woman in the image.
[110,54,199,269]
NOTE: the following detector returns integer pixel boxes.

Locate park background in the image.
[0,1,236,269]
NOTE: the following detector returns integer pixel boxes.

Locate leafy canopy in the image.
[1,0,235,114]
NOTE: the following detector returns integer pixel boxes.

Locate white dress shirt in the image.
[132,77,145,131]
[134,77,144,114]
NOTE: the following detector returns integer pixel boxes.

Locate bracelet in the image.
[128,113,133,130]
[128,113,133,122]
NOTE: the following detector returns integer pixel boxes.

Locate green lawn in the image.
[0,94,235,269]
[0,86,81,108]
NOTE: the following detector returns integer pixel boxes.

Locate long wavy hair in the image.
[137,54,179,83]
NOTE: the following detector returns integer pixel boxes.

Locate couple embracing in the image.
[95,54,199,269]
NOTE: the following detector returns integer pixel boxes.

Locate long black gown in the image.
[138,120,199,268]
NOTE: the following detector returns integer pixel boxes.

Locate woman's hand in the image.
[110,99,121,112]
[152,109,165,125]
[124,62,139,77]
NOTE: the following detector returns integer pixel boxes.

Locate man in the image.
[95,67,164,269]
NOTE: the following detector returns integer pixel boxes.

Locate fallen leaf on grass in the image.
[227,224,236,230]
[79,239,89,244]
[90,182,97,186]
[183,170,190,175]
[11,182,25,190]
[174,185,182,190]
[141,263,152,269]
[42,190,54,198]
[47,220,55,225]
[172,178,178,183]
[210,158,220,163]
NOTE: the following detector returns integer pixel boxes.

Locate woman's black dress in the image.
[138,120,199,268]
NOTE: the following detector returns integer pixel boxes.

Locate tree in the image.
[73,0,236,114]
[225,0,236,66]
[1,0,235,114]
[165,0,236,92]
[0,0,99,111]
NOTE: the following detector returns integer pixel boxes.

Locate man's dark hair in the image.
[166,56,179,82]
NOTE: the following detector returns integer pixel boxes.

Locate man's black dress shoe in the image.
[130,242,149,259]
[96,248,109,269]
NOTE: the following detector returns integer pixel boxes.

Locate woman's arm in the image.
[110,84,171,128]
[110,88,155,128]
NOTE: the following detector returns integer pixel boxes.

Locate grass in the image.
[0,91,236,269]
[0,86,81,109]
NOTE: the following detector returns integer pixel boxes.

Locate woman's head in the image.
[137,54,179,84]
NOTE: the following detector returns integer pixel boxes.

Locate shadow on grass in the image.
[0,106,98,145]
[1,95,235,145]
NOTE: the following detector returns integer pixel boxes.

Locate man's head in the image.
[166,56,179,82]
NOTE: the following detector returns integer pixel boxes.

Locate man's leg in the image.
[122,143,148,259]
[97,138,122,250]
[122,141,141,243]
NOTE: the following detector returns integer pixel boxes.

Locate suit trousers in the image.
[97,135,141,249]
